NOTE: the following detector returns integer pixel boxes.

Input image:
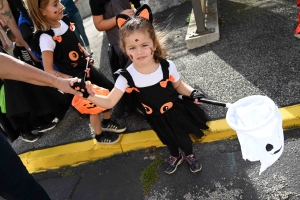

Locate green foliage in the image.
[140,156,164,195]
[60,167,75,177]
[186,13,191,24]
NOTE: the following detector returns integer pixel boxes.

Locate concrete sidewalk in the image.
[11,0,300,174]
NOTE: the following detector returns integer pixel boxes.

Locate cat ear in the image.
[135,4,153,23]
[116,14,131,28]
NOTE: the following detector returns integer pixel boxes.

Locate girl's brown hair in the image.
[118,17,167,63]
[25,0,51,31]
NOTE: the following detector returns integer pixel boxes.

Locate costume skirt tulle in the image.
[3,80,71,141]
[145,99,209,147]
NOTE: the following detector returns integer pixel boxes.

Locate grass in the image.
[60,167,75,177]
[186,13,191,24]
[140,155,164,195]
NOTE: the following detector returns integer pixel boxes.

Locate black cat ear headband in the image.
[116,4,153,29]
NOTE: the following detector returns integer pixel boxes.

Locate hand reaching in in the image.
[53,77,83,96]
[71,80,95,98]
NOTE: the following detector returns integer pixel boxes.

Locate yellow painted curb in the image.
[19,104,300,173]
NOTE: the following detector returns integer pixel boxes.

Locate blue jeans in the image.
[69,10,90,47]
[0,133,50,199]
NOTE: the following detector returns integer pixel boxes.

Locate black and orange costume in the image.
[0,42,70,142]
[33,17,114,114]
[116,59,209,152]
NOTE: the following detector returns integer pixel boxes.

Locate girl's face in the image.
[124,30,156,66]
[40,0,64,24]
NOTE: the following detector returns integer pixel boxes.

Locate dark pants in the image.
[0,133,50,200]
[167,143,193,157]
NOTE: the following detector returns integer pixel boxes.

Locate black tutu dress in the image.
[117,59,209,148]
[3,79,71,142]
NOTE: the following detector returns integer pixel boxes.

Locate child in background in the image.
[26,0,126,144]
[2,30,70,143]
[89,0,141,117]
[84,5,209,174]
[6,29,36,67]
[89,0,141,73]
[17,12,45,69]
[61,0,93,54]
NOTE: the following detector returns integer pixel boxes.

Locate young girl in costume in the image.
[89,0,141,118]
[25,0,126,144]
[84,5,209,174]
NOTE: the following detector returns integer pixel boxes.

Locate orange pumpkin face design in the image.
[83,103,97,109]
[142,102,173,115]
[69,51,79,61]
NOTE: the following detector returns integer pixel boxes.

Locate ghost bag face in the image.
[226,95,284,175]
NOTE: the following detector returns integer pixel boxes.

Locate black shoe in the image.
[21,132,41,143]
[185,154,202,173]
[32,122,57,134]
[102,120,126,133]
[95,132,120,144]
[164,153,185,174]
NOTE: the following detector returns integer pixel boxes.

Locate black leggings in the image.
[167,143,193,157]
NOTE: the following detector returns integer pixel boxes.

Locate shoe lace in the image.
[168,156,178,165]
[186,155,196,164]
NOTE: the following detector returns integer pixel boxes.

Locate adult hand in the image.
[53,77,83,96]
[121,9,135,17]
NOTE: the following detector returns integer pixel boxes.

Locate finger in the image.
[70,77,78,85]
[69,77,78,86]
[75,91,83,97]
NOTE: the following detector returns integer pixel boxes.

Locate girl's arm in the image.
[87,87,124,109]
[173,79,194,96]
[92,9,134,31]
[173,80,203,104]
[42,51,73,79]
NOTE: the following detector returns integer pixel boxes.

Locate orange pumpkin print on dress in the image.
[69,51,79,61]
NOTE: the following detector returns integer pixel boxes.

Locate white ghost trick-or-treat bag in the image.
[226,95,284,175]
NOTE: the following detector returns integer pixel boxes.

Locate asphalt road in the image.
[29,128,300,200]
